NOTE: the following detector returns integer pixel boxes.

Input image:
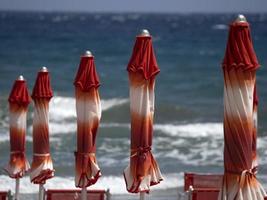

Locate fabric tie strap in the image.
[34,153,50,157]
[10,151,25,155]
[239,168,256,188]
[130,146,151,160]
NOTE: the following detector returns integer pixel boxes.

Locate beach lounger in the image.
[0,191,11,200]
[184,172,223,200]
[45,189,110,200]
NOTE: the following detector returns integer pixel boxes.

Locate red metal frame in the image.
[184,173,223,200]
[184,172,223,191]
[0,191,8,200]
[46,189,106,200]
[191,188,220,200]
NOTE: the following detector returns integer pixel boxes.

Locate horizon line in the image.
[0,9,266,15]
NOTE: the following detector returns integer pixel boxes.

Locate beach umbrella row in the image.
[3,28,162,200]
[72,29,163,200]
[3,14,266,200]
[4,68,54,200]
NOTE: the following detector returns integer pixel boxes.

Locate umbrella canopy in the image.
[124,31,163,193]
[4,76,31,178]
[74,51,101,188]
[30,67,54,184]
[218,16,266,199]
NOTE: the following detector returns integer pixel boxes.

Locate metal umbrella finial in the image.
[84,50,93,57]
[17,75,24,80]
[236,14,247,22]
[140,29,150,36]
[41,66,48,72]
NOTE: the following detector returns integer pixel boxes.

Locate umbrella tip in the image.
[140,29,150,36]
[236,14,247,23]
[41,66,48,72]
[84,50,93,57]
[17,75,24,80]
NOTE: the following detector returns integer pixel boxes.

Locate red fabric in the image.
[46,189,105,200]
[8,80,31,107]
[253,85,258,106]
[192,189,219,200]
[127,36,160,80]
[74,56,100,91]
[32,71,53,99]
[222,22,260,71]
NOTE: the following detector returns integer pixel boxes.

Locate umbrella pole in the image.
[14,178,20,200]
[81,187,87,200]
[39,184,44,200]
[140,192,145,200]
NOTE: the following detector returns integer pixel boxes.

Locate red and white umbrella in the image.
[74,51,101,199]
[218,15,266,200]
[5,75,31,200]
[124,30,163,199]
[30,67,54,200]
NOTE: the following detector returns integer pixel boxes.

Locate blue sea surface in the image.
[0,11,267,195]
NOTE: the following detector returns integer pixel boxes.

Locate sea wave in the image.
[0,173,182,194]
[154,123,223,138]
[49,96,128,121]
[212,24,228,30]
[49,122,223,137]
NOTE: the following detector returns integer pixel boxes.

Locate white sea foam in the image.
[212,24,228,30]
[49,96,128,121]
[111,15,126,23]
[0,173,182,194]
[154,123,223,138]
[0,134,10,142]
[49,122,223,138]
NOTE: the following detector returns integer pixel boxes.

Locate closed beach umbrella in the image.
[123,29,163,199]
[218,15,266,200]
[5,75,31,200]
[31,67,54,200]
[74,51,101,199]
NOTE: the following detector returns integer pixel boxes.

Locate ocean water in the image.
[0,11,267,197]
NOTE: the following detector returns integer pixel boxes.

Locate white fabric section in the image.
[124,162,163,192]
[75,159,101,186]
[224,71,254,120]
[130,84,151,117]
[9,111,27,130]
[30,158,54,181]
[33,102,49,127]
[4,160,30,177]
[149,81,155,120]
[76,96,101,124]
[252,108,258,169]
